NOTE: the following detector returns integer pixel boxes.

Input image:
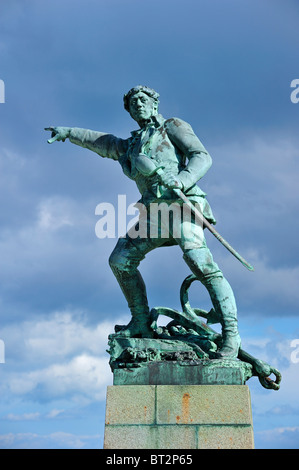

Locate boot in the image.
[204,277,241,358]
[114,310,154,338]
[183,248,241,359]
[109,264,154,337]
[215,314,241,358]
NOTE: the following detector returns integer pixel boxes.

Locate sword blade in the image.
[172,187,254,271]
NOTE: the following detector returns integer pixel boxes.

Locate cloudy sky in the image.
[0,0,299,449]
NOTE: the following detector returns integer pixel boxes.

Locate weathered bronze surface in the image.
[45,86,281,390]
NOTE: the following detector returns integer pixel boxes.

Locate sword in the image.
[135,154,254,272]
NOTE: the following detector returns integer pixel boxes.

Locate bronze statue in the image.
[45,86,281,389]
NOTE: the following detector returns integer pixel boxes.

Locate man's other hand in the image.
[159,171,183,190]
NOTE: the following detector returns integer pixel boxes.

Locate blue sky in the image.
[0,0,299,449]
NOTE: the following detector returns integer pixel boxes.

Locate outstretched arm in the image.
[45,126,128,161]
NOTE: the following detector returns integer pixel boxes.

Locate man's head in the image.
[123,85,160,124]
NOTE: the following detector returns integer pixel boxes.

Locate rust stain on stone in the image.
[182,393,190,424]
[105,410,111,425]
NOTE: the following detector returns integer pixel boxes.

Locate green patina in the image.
[45,85,281,390]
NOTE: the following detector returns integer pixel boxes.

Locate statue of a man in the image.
[46,85,241,358]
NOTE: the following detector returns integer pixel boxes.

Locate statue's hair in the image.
[123,85,160,112]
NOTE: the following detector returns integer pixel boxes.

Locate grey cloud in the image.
[1,0,299,449]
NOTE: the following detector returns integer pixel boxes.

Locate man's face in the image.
[128,91,156,123]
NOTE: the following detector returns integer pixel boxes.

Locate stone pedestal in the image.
[113,359,253,386]
[103,384,254,449]
[104,335,255,449]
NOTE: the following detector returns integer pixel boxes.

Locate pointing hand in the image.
[44,126,71,144]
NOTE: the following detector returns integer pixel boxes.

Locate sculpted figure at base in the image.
[46,86,253,361]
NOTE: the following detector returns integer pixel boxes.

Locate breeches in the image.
[109,204,223,284]
[108,204,237,330]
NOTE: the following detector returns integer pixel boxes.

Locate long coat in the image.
[69,114,216,224]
